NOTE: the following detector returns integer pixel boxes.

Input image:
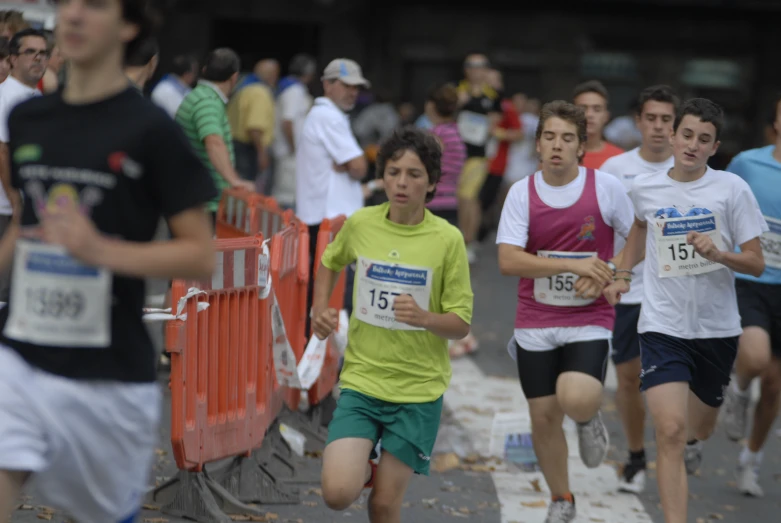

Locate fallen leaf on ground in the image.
[302,501,317,507]
[402,502,411,508]
[432,453,461,473]
[142,504,160,510]
[422,498,438,506]
[305,488,323,496]
[18,505,33,511]
[350,504,364,510]
[155,448,167,456]
[463,453,481,464]
[143,519,168,523]
[708,514,724,520]
[521,500,547,508]
[36,515,52,521]
[590,502,608,508]
[477,501,489,509]
[530,479,542,492]
[458,507,472,514]
[304,451,322,458]
[723,505,737,511]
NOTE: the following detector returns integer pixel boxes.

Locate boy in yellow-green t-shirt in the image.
[311,127,474,521]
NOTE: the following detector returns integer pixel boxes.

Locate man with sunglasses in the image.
[0,28,48,301]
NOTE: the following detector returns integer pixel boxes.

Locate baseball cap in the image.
[321,58,371,87]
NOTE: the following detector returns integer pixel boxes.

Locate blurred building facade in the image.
[159,0,779,163]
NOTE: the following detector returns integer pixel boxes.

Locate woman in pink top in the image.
[426,83,466,225]
[495,101,634,523]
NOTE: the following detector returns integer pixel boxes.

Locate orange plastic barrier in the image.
[269,218,310,413]
[307,216,347,406]
[166,236,274,471]
[217,188,291,241]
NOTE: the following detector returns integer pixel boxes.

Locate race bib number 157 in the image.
[654,214,725,278]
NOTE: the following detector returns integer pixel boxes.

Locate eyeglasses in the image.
[16,49,50,59]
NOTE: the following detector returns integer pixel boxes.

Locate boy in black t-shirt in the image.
[0,2,217,522]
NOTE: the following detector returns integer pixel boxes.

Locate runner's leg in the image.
[724,327,771,440]
[322,438,376,510]
[368,451,415,523]
[646,381,689,523]
[0,470,28,520]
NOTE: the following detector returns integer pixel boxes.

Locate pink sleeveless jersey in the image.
[515,169,616,330]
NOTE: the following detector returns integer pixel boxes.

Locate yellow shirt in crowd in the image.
[227,84,275,146]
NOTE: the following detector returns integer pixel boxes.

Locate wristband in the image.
[616,269,632,274]
[614,276,632,282]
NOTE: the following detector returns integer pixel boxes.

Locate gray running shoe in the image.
[722,385,750,441]
[544,499,576,523]
[684,440,703,475]
[577,411,609,468]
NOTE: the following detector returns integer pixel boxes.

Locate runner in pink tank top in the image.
[496,101,634,523]
[516,167,616,331]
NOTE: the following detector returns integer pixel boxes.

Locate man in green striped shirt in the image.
[176,48,254,222]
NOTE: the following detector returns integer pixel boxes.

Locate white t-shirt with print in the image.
[0,76,41,215]
[600,147,675,304]
[630,167,767,339]
[295,97,364,225]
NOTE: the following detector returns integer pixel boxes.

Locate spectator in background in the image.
[176,48,254,225]
[0,11,29,40]
[505,92,540,185]
[426,83,466,226]
[124,36,159,92]
[40,32,63,94]
[227,59,277,192]
[456,53,502,265]
[297,58,377,334]
[151,54,199,118]
[0,37,9,84]
[353,88,401,149]
[271,53,316,210]
[479,68,522,243]
[573,80,624,169]
[398,101,417,126]
[604,98,643,151]
[0,28,48,299]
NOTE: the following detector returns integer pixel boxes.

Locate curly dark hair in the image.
[376,126,442,203]
[674,98,724,141]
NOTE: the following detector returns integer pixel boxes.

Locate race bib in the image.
[4,240,112,347]
[654,214,725,278]
[760,216,781,270]
[533,251,597,307]
[457,111,490,146]
[355,257,432,331]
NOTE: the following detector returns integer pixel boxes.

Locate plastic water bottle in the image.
[504,432,538,472]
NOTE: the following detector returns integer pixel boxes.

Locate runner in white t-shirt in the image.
[604,98,767,523]
[598,85,678,494]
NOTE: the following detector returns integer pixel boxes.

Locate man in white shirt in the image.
[151,54,198,118]
[604,98,767,523]
[271,54,316,209]
[0,28,47,300]
[598,85,678,495]
[297,58,381,333]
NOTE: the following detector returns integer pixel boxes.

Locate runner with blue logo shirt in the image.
[720,92,781,498]
[603,98,767,523]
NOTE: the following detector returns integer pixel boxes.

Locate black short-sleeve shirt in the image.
[0,87,217,382]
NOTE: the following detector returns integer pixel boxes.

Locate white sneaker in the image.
[577,411,609,468]
[722,384,750,441]
[684,441,703,475]
[617,461,646,494]
[736,463,764,497]
[544,499,576,523]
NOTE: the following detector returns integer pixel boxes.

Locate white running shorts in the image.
[0,344,162,523]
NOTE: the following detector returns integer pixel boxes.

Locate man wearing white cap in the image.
[298,58,383,333]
